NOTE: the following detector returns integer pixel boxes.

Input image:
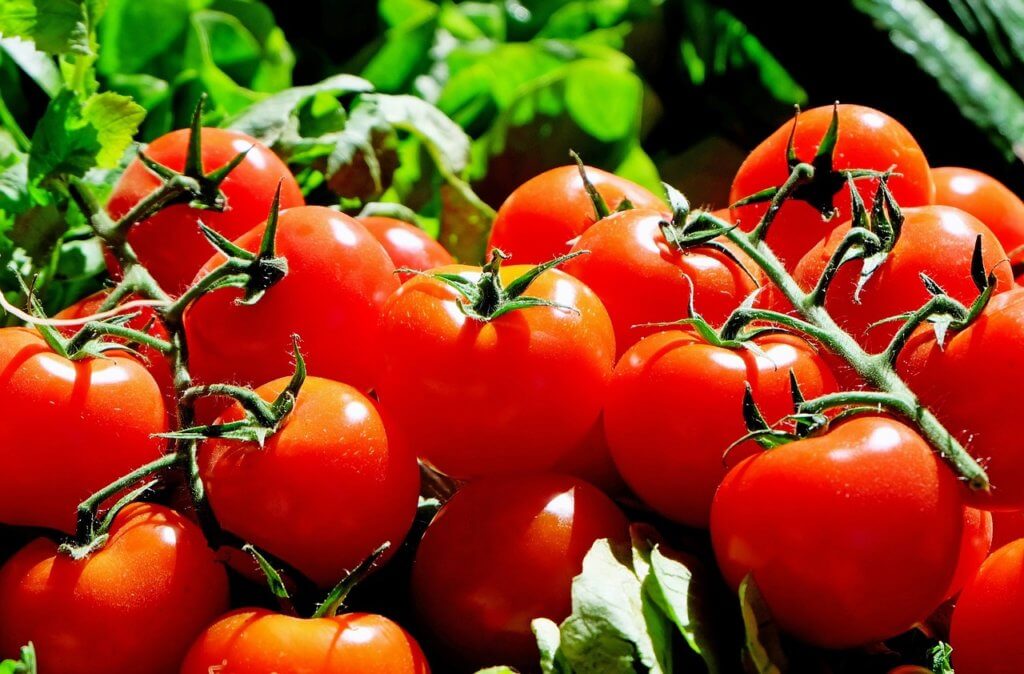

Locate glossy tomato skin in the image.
[486,165,666,264]
[946,507,993,600]
[933,167,1024,253]
[107,128,304,295]
[412,474,628,670]
[359,216,454,281]
[792,206,1013,352]
[181,609,430,674]
[562,209,763,356]
[605,329,836,527]
[0,504,228,674]
[550,417,626,495]
[951,539,1024,673]
[377,264,615,479]
[711,416,964,648]
[898,288,1024,510]
[0,328,168,532]
[730,105,934,269]
[200,376,419,587]
[185,207,399,401]
[992,510,1024,550]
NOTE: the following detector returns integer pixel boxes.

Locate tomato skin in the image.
[180,609,430,674]
[200,376,419,587]
[898,288,1024,510]
[0,328,168,532]
[946,507,993,600]
[605,329,836,527]
[486,165,666,265]
[107,128,304,296]
[562,209,763,356]
[550,417,626,495]
[411,474,628,670]
[933,167,1024,253]
[0,504,228,674]
[991,510,1024,550]
[376,264,615,479]
[730,105,934,269]
[185,207,399,401]
[711,416,964,648]
[791,206,1013,352]
[951,539,1024,673]
[359,216,454,281]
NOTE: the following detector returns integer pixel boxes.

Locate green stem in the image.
[180,384,277,426]
[881,295,968,368]
[107,175,199,245]
[67,321,174,354]
[312,543,389,619]
[749,162,814,243]
[0,93,30,152]
[163,260,249,323]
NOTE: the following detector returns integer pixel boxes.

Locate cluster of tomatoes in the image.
[2,103,1024,674]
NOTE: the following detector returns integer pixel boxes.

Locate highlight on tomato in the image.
[358,215,454,281]
[932,166,1024,253]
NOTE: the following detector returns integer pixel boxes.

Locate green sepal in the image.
[570,150,610,221]
[312,542,391,619]
[243,544,293,604]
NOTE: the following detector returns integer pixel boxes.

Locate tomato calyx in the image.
[0,642,37,674]
[569,150,635,220]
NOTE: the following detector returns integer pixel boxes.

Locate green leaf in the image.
[0,37,61,95]
[930,641,954,674]
[0,131,31,214]
[0,642,36,674]
[96,0,190,75]
[738,574,787,674]
[370,93,471,176]
[361,0,438,94]
[473,668,519,674]
[0,0,91,56]
[533,618,571,674]
[853,0,1024,162]
[563,59,641,142]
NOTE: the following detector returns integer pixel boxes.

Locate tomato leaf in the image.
[533,618,572,674]
[0,37,61,96]
[0,0,92,56]
[739,574,788,674]
[0,642,36,674]
[930,641,954,674]
[473,668,520,674]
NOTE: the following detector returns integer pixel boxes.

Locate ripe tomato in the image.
[792,206,1012,352]
[376,263,615,479]
[946,507,993,600]
[898,288,1024,509]
[711,416,964,648]
[992,510,1024,550]
[605,329,836,527]
[358,216,453,281]
[486,165,666,264]
[550,417,626,495]
[951,539,1024,673]
[185,207,399,401]
[561,209,763,356]
[181,609,430,674]
[0,503,228,674]
[107,128,304,295]
[933,167,1024,253]
[200,376,419,587]
[730,104,934,269]
[0,328,168,532]
[411,474,627,670]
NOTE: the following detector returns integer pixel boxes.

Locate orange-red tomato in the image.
[992,510,1024,550]
[180,609,430,674]
[730,104,934,269]
[933,167,1024,253]
[486,165,666,264]
[0,327,167,532]
[358,216,454,281]
[946,507,993,600]
[107,128,304,295]
[0,504,228,674]
[411,474,628,670]
[200,376,419,587]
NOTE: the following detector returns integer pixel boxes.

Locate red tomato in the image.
[0,503,228,674]
[185,207,399,402]
[933,167,1024,253]
[946,507,993,600]
[730,104,934,269]
[992,510,1024,550]
[376,263,615,479]
[792,206,1012,352]
[951,539,1024,673]
[486,165,666,264]
[200,376,419,587]
[411,474,628,670]
[358,216,453,281]
[562,209,763,356]
[605,329,836,527]
[107,128,304,295]
[898,288,1024,509]
[0,328,168,532]
[550,417,626,495]
[711,416,964,648]
[181,609,430,674]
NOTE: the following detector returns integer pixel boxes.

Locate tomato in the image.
[180,609,430,674]
[0,503,228,674]
[411,474,628,670]
[550,417,626,495]
[200,376,419,587]
[933,167,1024,253]
[992,510,1024,550]
[107,128,304,296]
[951,539,1024,673]
[359,216,454,281]
[711,416,964,648]
[792,206,1013,352]
[376,262,615,479]
[486,165,666,265]
[946,507,993,600]
[561,209,763,356]
[605,329,836,527]
[185,207,399,403]
[898,288,1024,509]
[730,104,934,269]
[0,328,168,532]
